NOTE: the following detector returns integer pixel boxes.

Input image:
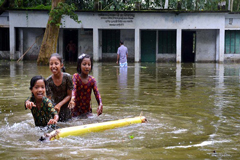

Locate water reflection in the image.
[117,66,128,104]
[1,61,240,159]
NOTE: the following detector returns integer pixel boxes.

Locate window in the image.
[0,28,10,51]
[102,30,120,53]
[225,30,240,54]
[158,30,176,54]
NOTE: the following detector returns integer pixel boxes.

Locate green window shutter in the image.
[236,31,240,54]
[158,30,176,54]
[102,30,120,53]
[230,31,235,53]
[158,31,163,53]
[225,31,230,54]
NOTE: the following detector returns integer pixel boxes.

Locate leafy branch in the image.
[49,2,81,27]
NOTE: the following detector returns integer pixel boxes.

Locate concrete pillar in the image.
[93,28,99,61]
[176,29,182,63]
[19,28,23,58]
[218,29,225,63]
[176,63,181,94]
[9,26,16,60]
[134,28,140,62]
[99,30,102,60]
[78,29,81,57]
[58,29,64,58]
[216,30,219,62]
[134,63,140,98]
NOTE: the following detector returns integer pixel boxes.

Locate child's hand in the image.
[47,119,58,125]
[54,104,61,114]
[97,103,103,116]
[68,98,75,109]
[25,100,36,110]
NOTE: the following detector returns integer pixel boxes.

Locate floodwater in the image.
[1,61,240,159]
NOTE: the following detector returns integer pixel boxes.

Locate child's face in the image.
[81,58,91,75]
[49,56,63,75]
[31,79,46,100]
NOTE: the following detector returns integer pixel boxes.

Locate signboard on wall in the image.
[98,13,134,26]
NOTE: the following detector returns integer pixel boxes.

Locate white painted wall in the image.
[120,29,134,61]
[79,29,93,57]
[0,12,9,27]
[225,14,240,29]
[22,28,44,60]
[196,30,216,62]
[1,11,236,62]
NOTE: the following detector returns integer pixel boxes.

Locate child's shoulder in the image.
[42,96,51,101]
[88,75,96,81]
[42,96,54,104]
[72,73,80,78]
[46,75,53,81]
[62,72,72,78]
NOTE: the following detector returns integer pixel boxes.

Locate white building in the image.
[0,10,239,63]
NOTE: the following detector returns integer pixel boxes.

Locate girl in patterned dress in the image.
[25,76,59,127]
[46,53,73,122]
[68,54,103,118]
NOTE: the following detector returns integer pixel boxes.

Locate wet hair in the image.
[29,75,47,98]
[77,53,93,74]
[49,53,66,72]
[29,76,47,90]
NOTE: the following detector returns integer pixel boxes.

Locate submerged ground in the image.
[0,61,240,159]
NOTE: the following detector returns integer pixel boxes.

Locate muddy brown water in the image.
[0,61,240,159]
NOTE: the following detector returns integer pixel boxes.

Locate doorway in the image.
[63,29,78,62]
[182,31,196,63]
[141,30,156,62]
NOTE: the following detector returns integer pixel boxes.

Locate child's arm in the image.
[68,95,75,109]
[68,73,77,109]
[54,74,73,113]
[97,103,103,116]
[48,115,59,125]
[54,89,72,113]
[25,99,36,110]
[92,78,103,116]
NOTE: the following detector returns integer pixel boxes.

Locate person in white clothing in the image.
[116,41,128,67]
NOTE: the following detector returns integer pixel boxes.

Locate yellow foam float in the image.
[40,116,147,141]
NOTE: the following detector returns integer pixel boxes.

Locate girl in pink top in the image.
[68,54,103,118]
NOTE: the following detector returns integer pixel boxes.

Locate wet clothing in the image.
[71,74,102,117]
[25,96,57,127]
[46,72,73,122]
[120,62,128,67]
[117,45,128,64]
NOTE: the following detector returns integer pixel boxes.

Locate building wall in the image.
[225,14,240,28]
[224,14,240,62]
[1,11,234,62]
[0,51,10,60]
[101,29,135,61]
[0,12,9,27]
[22,28,44,60]
[157,54,176,62]
[0,12,10,59]
[196,30,216,62]
[120,29,134,62]
[79,29,93,58]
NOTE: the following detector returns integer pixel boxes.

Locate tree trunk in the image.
[37,0,65,65]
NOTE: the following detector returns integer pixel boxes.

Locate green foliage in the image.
[49,2,81,26]
[1,0,240,12]
[9,0,51,9]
